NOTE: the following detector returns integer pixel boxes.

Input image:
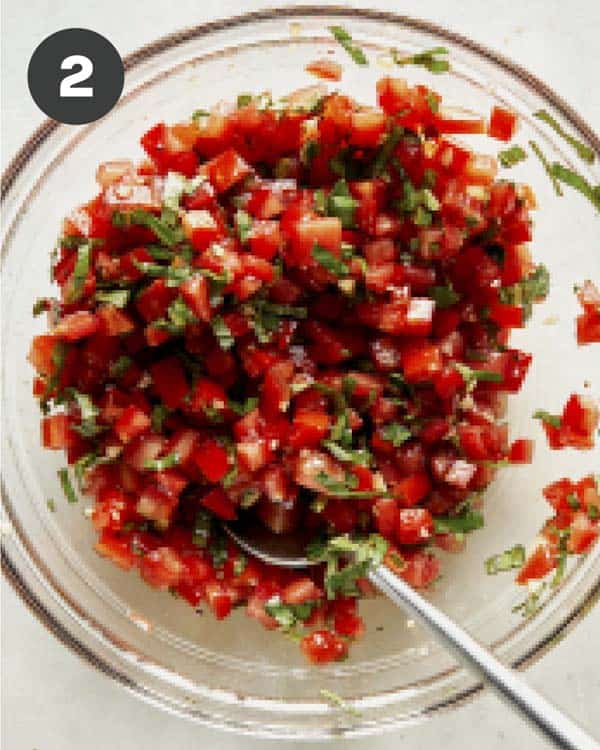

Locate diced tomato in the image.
[205,581,234,619]
[206,148,252,193]
[300,629,348,664]
[150,357,189,409]
[193,441,230,483]
[53,311,99,341]
[396,507,434,545]
[394,473,431,507]
[489,301,523,329]
[140,547,185,588]
[41,414,75,449]
[95,530,136,570]
[136,485,178,528]
[289,411,331,448]
[508,438,534,464]
[200,487,237,520]
[135,279,176,322]
[402,343,442,382]
[282,577,321,605]
[488,106,518,142]
[97,305,135,336]
[567,511,598,554]
[306,58,342,81]
[399,550,441,588]
[180,275,212,322]
[115,405,151,443]
[516,542,556,584]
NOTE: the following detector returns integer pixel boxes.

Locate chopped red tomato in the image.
[488,106,518,142]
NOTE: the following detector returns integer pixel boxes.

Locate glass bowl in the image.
[2,7,599,741]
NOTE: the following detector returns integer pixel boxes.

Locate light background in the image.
[1,1,599,748]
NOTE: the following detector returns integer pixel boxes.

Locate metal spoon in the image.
[225,517,597,750]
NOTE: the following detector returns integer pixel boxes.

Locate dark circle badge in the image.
[27,28,124,125]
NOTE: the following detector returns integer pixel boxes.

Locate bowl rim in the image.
[2,5,599,740]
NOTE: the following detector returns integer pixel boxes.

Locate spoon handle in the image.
[369,564,597,750]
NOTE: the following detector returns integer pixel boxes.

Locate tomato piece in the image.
[95,530,136,570]
[402,343,442,382]
[305,58,342,81]
[282,577,321,605]
[194,441,230,483]
[396,507,434,545]
[41,414,75,449]
[150,357,189,409]
[180,275,212,322]
[135,279,177,322]
[488,301,524,329]
[200,487,237,520]
[567,511,598,554]
[373,497,399,539]
[300,629,348,664]
[205,581,235,620]
[136,485,178,528]
[92,488,135,532]
[400,551,441,588]
[53,311,99,341]
[508,438,534,464]
[140,547,185,588]
[516,543,556,584]
[488,106,518,142]
[289,411,331,448]
[115,405,151,443]
[206,148,252,193]
[433,115,486,135]
[394,473,432,507]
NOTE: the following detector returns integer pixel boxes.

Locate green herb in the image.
[534,110,595,164]
[312,244,349,276]
[391,46,449,74]
[327,180,359,229]
[58,468,78,504]
[322,440,371,467]
[222,465,239,489]
[329,26,368,66]
[70,391,103,438]
[68,243,91,303]
[237,93,253,108]
[192,109,211,120]
[33,298,49,316]
[146,244,175,261]
[549,163,600,212]
[513,582,547,617]
[372,126,403,177]
[319,689,362,717]
[46,498,56,512]
[529,140,563,196]
[192,509,212,548]
[235,209,253,243]
[425,91,439,113]
[498,145,527,168]
[588,504,599,521]
[316,471,387,500]
[566,493,580,510]
[428,285,460,308]
[209,535,228,569]
[132,260,191,286]
[381,423,412,447]
[433,510,484,534]
[95,289,130,308]
[232,552,248,577]
[228,396,259,416]
[301,139,320,168]
[203,405,224,423]
[552,548,568,587]
[110,355,133,379]
[73,451,100,486]
[313,188,327,214]
[211,316,234,350]
[151,403,170,432]
[499,264,549,320]
[532,410,561,429]
[485,544,525,574]
[264,596,318,630]
[455,363,503,391]
[113,209,182,246]
[143,452,180,471]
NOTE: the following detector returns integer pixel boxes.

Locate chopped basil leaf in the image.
[391,46,449,74]
[372,125,403,177]
[235,209,253,243]
[588,504,599,521]
[232,552,248,577]
[192,509,212,548]
[549,163,600,212]
[222,465,239,489]
[485,544,525,574]
[211,315,235,350]
[499,264,549,320]
[264,596,318,630]
[319,689,362,717]
[312,244,349,276]
[68,242,91,303]
[209,535,228,569]
[425,92,439,113]
[329,26,368,66]
[73,451,100,486]
[498,145,527,168]
[534,110,595,164]
[529,141,563,196]
[428,285,460,308]
[301,139,320,167]
[316,471,387,499]
[532,410,561,428]
[151,403,170,432]
[228,396,259,416]
[455,363,503,391]
[327,180,359,229]
[322,440,371,467]
[70,390,103,438]
[113,209,183,246]
[132,260,192,286]
[433,510,484,534]
[192,109,211,120]
[58,468,78,504]
[143,452,180,471]
[33,298,49,316]
[513,582,547,617]
[237,93,253,108]
[47,498,56,512]
[381,422,412,447]
[110,355,133,379]
[566,493,580,510]
[95,289,130,308]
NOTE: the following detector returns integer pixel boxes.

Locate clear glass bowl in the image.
[2,7,599,740]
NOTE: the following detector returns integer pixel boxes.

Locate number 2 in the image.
[60,55,93,98]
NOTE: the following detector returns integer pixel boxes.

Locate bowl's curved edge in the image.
[2,5,599,739]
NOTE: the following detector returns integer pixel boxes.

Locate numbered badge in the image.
[28,28,124,124]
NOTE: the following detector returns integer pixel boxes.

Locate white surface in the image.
[1,1,599,748]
